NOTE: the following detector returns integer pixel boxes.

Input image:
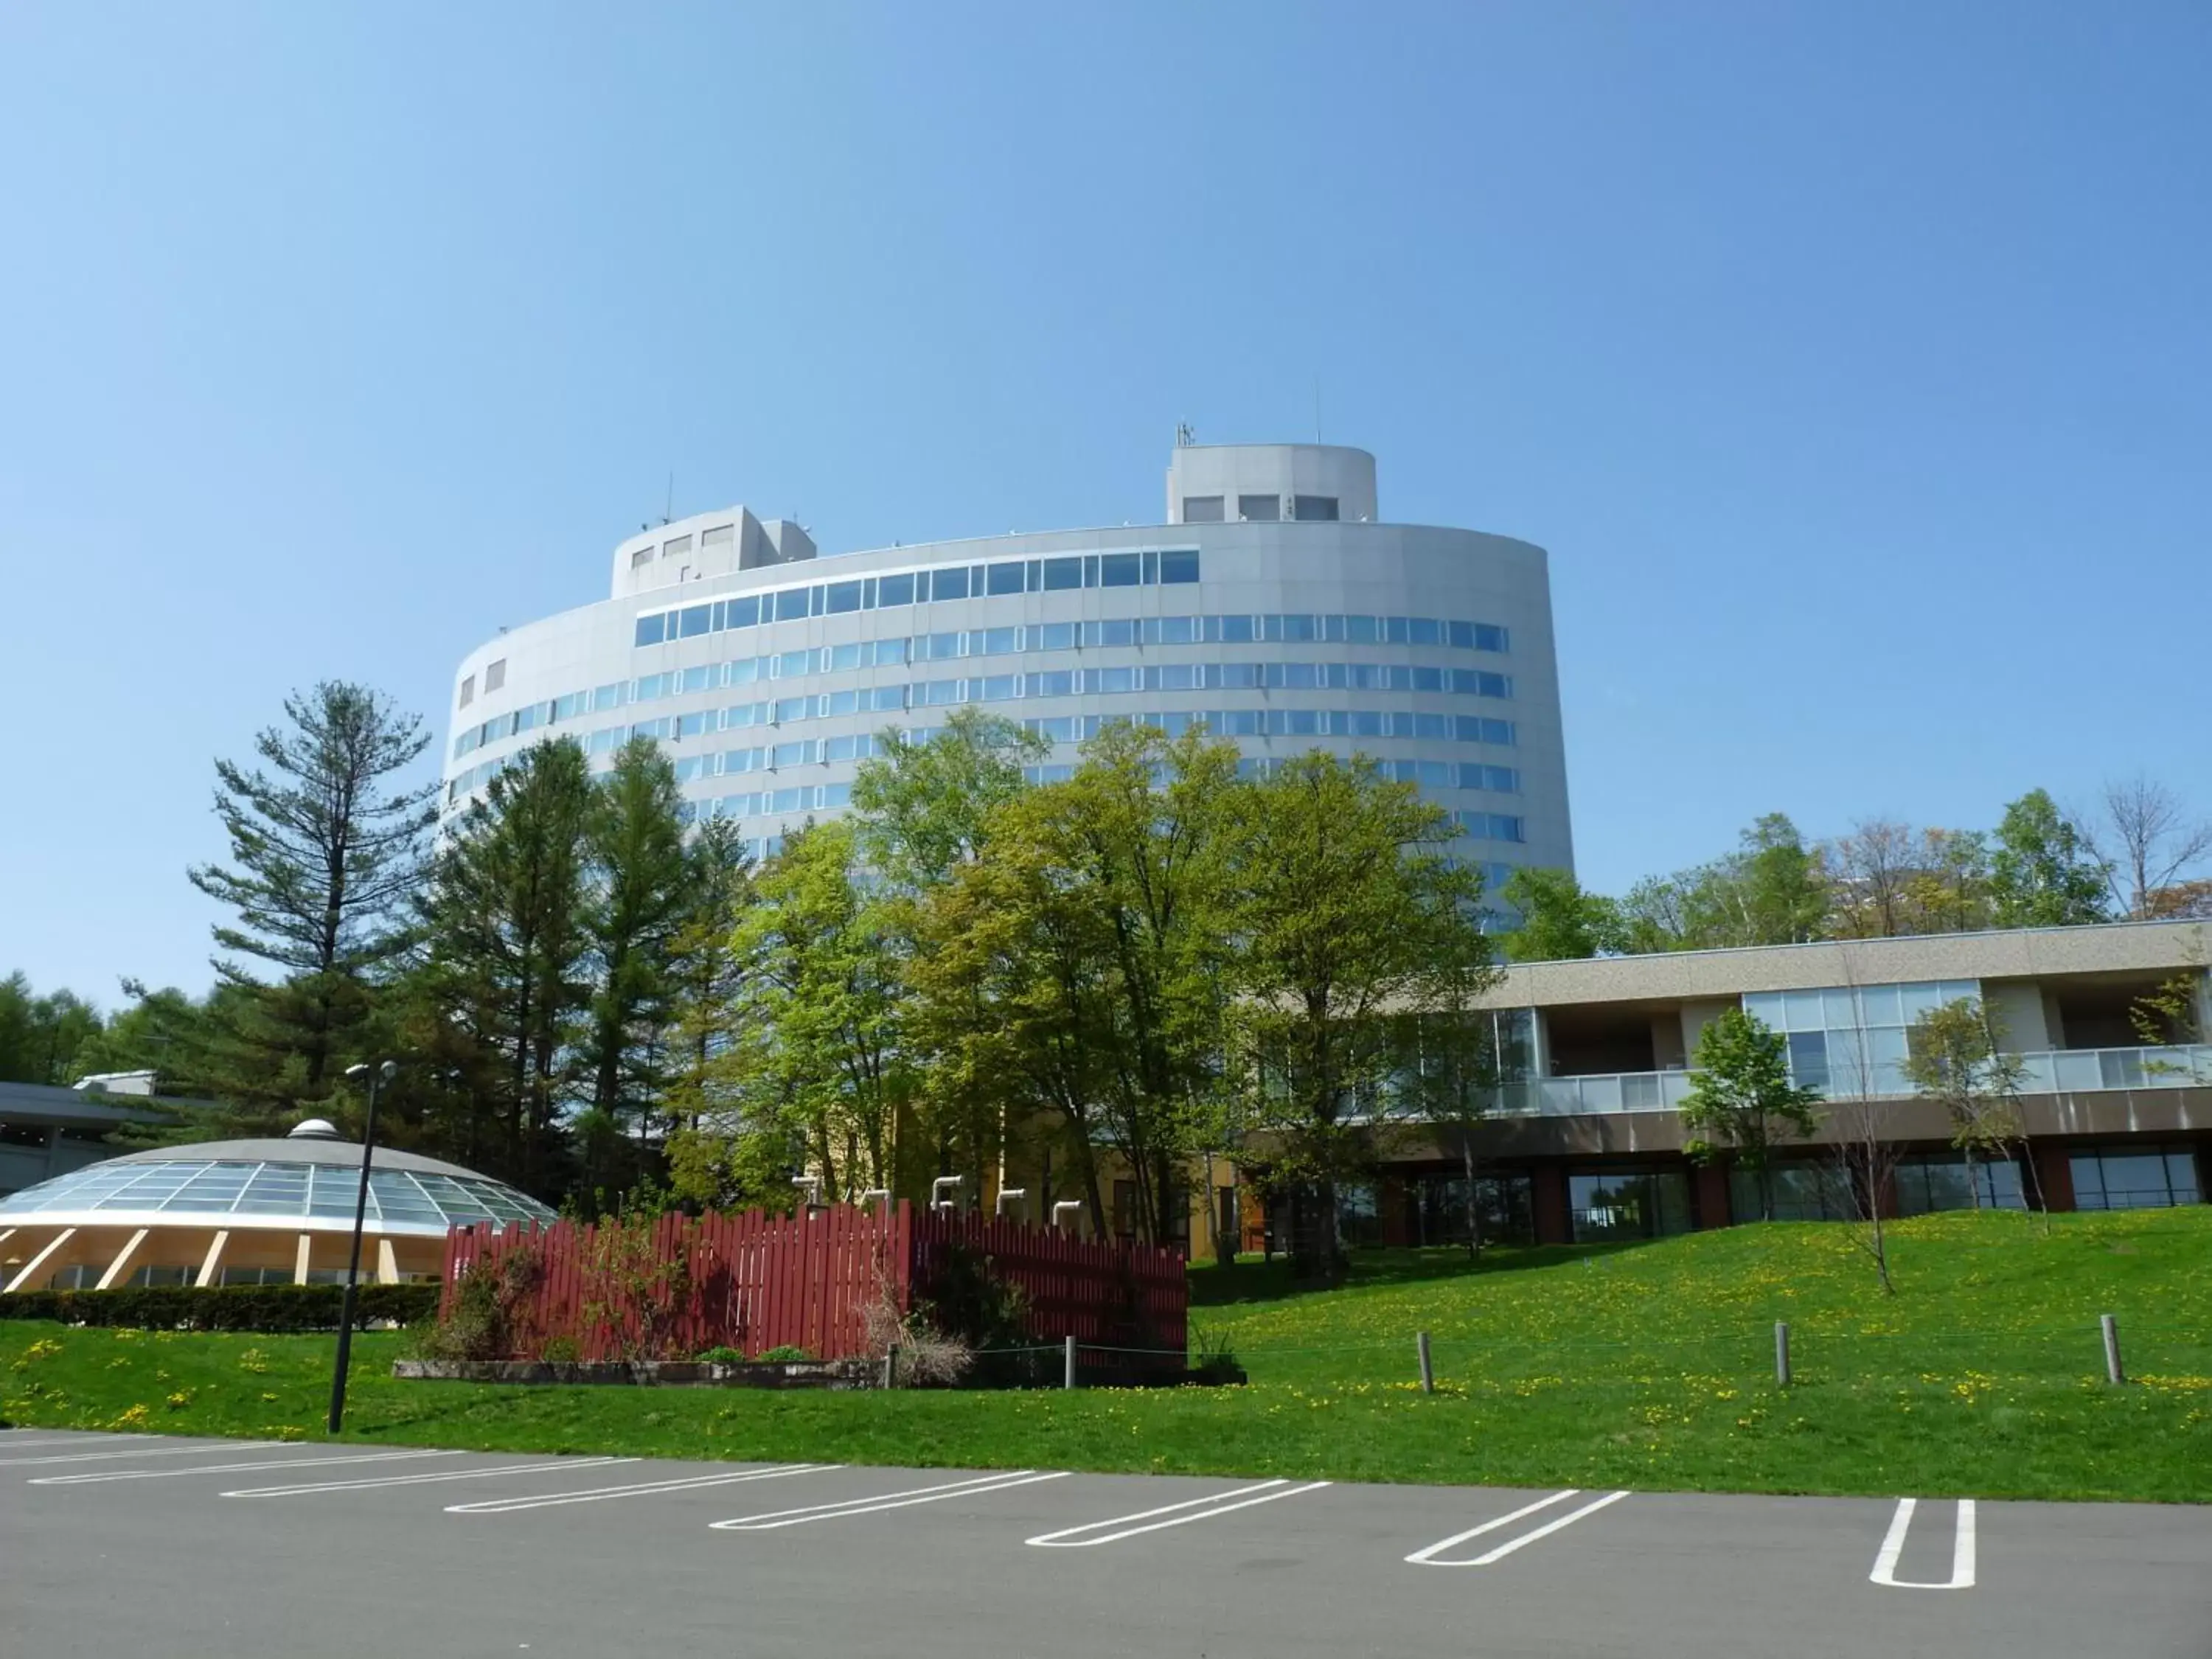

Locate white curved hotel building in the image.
[442,442,1573,889]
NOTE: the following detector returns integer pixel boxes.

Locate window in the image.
[484,659,507,693]
[1894,1155,2025,1215]
[633,615,667,649]
[458,675,475,709]
[1098,552,1141,587]
[826,580,863,613]
[876,571,915,608]
[1040,556,1082,591]
[663,534,692,560]
[1293,495,1339,521]
[701,524,734,552]
[773,588,810,622]
[1159,549,1200,584]
[986,560,1026,596]
[1181,495,1224,523]
[975,626,1019,655]
[630,547,653,571]
[1569,1170,1691,1241]
[1237,493,1279,522]
[2070,1146,2201,1210]
[930,566,970,602]
[678,604,712,639]
[1730,1162,1857,1223]
[1035,622,1077,651]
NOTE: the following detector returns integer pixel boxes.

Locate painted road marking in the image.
[224,1456,641,1499]
[1026,1479,1332,1548]
[710,1469,1070,1531]
[1871,1498,1977,1590]
[0,1436,142,1451]
[0,1439,298,1467]
[447,1463,837,1514]
[31,1449,458,1486]
[1405,1489,1632,1566]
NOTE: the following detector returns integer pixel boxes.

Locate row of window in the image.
[1180,493,1339,523]
[640,605,1512,661]
[470,611,1520,754]
[631,549,1203,648]
[456,660,1517,760]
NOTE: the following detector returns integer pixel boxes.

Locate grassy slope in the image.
[4,1209,2208,1502]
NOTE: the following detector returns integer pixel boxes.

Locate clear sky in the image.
[3,2,2207,1006]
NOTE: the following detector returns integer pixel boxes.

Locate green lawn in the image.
[5,1208,2209,1502]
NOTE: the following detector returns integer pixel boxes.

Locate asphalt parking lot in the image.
[2,1428,2207,1658]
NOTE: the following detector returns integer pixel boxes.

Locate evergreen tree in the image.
[186,681,437,1124]
[580,738,692,1133]
[414,739,594,1194]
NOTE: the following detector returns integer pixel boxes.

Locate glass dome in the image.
[0,1153,557,1236]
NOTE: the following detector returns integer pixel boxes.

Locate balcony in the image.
[1484,1044,2212,1119]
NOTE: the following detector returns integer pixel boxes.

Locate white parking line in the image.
[447,1462,836,1514]
[0,1436,140,1451]
[30,1449,458,1486]
[1026,1479,1332,1547]
[224,1456,640,1498]
[710,1469,1070,1531]
[0,1439,296,1467]
[1405,1488,1632,1566]
[1871,1498,1977,1589]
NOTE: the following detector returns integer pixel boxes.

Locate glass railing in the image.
[1486,1044,2212,1119]
[2016,1045,2212,1092]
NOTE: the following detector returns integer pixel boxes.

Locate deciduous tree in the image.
[1677,1008,1823,1222]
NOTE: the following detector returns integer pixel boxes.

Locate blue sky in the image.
[3,2,2206,1004]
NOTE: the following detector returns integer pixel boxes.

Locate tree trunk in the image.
[1461,1130,1484,1259]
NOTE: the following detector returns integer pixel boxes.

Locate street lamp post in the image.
[329,1059,396,1435]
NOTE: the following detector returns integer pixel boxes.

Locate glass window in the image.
[1152,615,1197,644]
[826,580,863,614]
[770,587,807,622]
[828,642,864,672]
[771,741,811,768]
[873,636,908,665]
[1099,552,1141,587]
[1771,1030,1826,1089]
[1216,614,1255,644]
[773,696,810,723]
[1041,556,1082,591]
[930,566,969,601]
[876,571,915,608]
[1238,493,1279,522]
[1293,495,1339,521]
[635,615,666,647]
[2071,1146,2202,1210]
[1181,495,1224,523]
[986,560,1026,596]
[777,648,815,678]
[1029,670,1074,698]
[976,626,1019,655]
[1158,549,1200,585]
[1569,1170,1691,1242]
[1090,619,1136,647]
[678,605,712,639]
[1036,622,1076,650]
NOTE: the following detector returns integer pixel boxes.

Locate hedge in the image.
[0,1282,440,1332]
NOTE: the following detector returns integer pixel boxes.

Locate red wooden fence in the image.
[439,1200,1186,1369]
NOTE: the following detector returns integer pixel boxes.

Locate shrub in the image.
[753,1343,812,1364]
[695,1345,747,1366]
[412,1242,544,1361]
[0,1284,439,1333]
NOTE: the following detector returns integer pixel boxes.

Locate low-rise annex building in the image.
[0,1119,557,1293]
[1307,917,2211,1251]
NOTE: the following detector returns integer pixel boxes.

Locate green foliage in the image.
[752,1343,813,1364]
[0,973,104,1085]
[1677,1008,1824,1221]
[1232,752,1498,1270]
[579,738,692,1141]
[707,819,908,1203]
[409,738,596,1195]
[185,681,438,1124]
[1498,867,1626,961]
[0,1283,437,1332]
[1989,788,2109,928]
[849,706,1048,892]
[1902,998,2032,1192]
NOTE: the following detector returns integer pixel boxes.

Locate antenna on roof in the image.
[662,471,673,526]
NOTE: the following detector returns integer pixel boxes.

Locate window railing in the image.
[1484,1043,2212,1119]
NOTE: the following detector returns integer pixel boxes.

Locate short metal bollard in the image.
[1775,1321,1792,1388]
[1065,1333,1078,1390]
[2101,1312,2125,1385]
[882,1346,898,1390]
[1416,1330,1434,1394]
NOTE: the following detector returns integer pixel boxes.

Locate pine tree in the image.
[185,682,437,1126]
